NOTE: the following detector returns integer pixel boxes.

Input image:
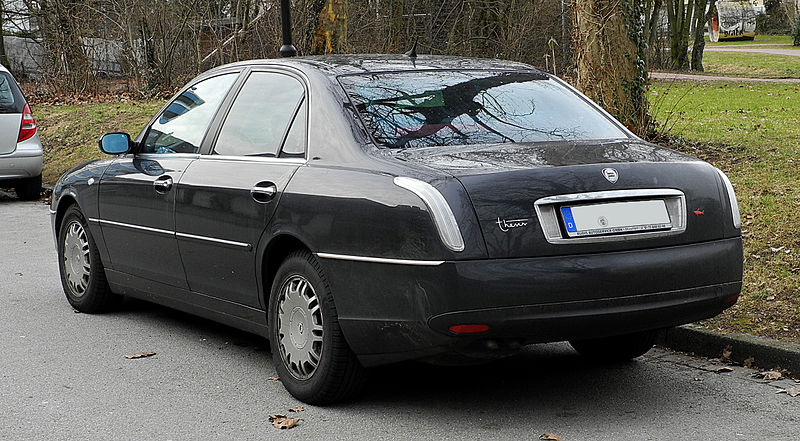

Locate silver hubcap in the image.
[63,221,91,296]
[277,275,324,380]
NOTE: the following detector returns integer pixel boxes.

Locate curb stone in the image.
[658,325,800,376]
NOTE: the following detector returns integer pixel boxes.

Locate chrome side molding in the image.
[316,252,444,266]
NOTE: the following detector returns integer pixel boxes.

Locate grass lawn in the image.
[34,100,163,183]
[701,51,800,78]
[650,80,800,343]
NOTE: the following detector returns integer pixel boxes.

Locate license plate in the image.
[560,200,671,237]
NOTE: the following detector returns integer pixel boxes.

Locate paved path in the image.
[651,72,800,83]
[705,47,800,57]
[2,199,800,440]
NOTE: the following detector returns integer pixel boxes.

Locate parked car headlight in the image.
[394,177,465,252]
[715,168,741,229]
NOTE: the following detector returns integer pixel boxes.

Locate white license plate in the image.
[560,200,671,237]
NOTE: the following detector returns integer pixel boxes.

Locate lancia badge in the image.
[602,168,618,183]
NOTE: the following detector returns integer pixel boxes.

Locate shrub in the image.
[793,16,800,46]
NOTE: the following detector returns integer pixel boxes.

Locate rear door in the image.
[0,71,25,154]
[98,72,239,287]
[175,69,307,307]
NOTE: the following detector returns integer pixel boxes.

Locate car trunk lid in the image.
[390,140,726,258]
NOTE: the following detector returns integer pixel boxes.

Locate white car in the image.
[0,64,42,200]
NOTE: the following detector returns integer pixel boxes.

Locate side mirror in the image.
[99,132,133,155]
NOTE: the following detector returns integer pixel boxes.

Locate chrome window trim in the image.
[90,218,252,249]
[534,188,687,245]
[316,252,444,266]
[136,153,201,160]
[198,155,306,165]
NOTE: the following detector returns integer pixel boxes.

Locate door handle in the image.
[251,181,278,204]
[153,175,173,193]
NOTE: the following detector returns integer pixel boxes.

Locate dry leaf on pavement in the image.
[721,345,732,361]
[289,406,304,413]
[540,434,564,441]
[124,352,156,359]
[754,371,782,381]
[715,366,734,373]
[776,388,800,397]
[268,376,280,381]
[269,414,300,429]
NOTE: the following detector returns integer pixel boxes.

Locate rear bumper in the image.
[0,142,43,181]
[318,237,743,367]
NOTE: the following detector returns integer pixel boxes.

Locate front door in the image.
[98,72,239,287]
[176,70,308,307]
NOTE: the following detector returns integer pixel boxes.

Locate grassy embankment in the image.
[650,80,800,343]
[34,100,163,183]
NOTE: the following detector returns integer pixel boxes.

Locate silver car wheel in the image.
[276,275,324,380]
[63,220,91,297]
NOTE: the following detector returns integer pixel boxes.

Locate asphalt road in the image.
[2,196,799,440]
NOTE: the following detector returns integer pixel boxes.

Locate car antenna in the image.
[404,39,418,59]
[279,0,297,57]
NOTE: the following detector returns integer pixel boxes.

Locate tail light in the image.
[18,103,36,142]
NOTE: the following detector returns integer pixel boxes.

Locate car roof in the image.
[213,54,542,77]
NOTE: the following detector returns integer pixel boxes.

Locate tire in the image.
[57,205,120,313]
[15,174,41,201]
[268,250,366,404]
[569,329,658,362]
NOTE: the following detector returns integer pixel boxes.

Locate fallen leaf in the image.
[289,406,304,413]
[124,352,156,359]
[72,309,81,314]
[776,388,800,397]
[268,376,280,381]
[540,435,564,441]
[269,414,300,429]
[755,371,782,381]
[743,357,755,368]
[715,366,734,374]
[694,377,704,381]
[721,345,733,361]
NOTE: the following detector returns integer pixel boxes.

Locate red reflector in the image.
[18,103,37,142]
[449,324,490,334]
[724,294,740,304]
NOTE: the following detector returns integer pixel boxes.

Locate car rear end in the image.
[327,62,743,366]
[0,67,42,200]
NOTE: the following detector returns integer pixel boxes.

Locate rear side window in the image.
[142,73,238,154]
[213,72,305,157]
[0,72,26,114]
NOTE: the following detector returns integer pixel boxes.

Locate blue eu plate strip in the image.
[561,207,577,232]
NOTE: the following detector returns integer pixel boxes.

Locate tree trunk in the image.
[37,0,94,93]
[311,0,348,54]
[573,0,649,133]
[690,0,716,71]
[666,0,694,70]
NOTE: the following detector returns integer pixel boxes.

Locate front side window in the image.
[338,70,628,149]
[213,72,305,157]
[142,73,238,154]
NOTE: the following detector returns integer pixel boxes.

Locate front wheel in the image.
[268,251,365,404]
[57,205,120,313]
[569,330,658,362]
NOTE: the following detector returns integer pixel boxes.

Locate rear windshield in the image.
[0,72,25,114]
[338,70,628,149]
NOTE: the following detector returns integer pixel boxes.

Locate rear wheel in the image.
[15,174,41,200]
[57,205,120,312]
[269,250,366,404]
[569,330,658,362]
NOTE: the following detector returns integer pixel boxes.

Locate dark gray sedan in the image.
[50,55,743,404]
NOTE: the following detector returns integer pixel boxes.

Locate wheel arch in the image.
[54,192,80,235]
[259,233,314,308]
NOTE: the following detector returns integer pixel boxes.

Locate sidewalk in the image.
[651,72,800,83]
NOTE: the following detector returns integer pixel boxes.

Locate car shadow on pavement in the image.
[109,298,691,421]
